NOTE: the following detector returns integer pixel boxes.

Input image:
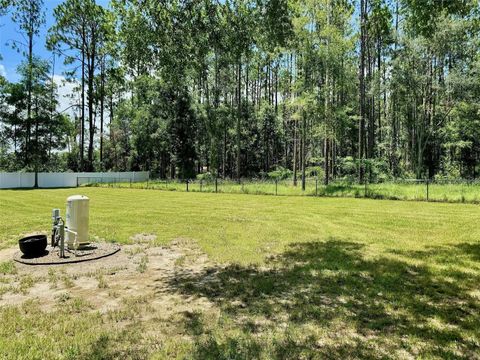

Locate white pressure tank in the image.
[66,195,90,248]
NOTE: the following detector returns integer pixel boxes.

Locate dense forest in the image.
[0,0,479,184]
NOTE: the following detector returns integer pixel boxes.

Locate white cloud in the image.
[0,64,6,78]
[53,75,79,116]
[53,76,111,140]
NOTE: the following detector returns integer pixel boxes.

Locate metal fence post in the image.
[215,177,218,193]
[186,179,189,192]
[315,178,318,196]
[426,178,429,201]
[275,179,278,195]
[200,179,203,192]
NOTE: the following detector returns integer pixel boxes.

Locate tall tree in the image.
[10,0,45,185]
[0,58,71,170]
[48,0,110,171]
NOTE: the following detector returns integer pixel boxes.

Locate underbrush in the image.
[87,179,480,204]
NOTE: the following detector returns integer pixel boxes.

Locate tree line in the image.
[1,0,479,185]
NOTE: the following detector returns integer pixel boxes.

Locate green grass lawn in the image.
[1,188,480,358]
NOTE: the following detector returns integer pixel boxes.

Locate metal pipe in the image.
[65,228,79,256]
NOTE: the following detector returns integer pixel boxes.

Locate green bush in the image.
[197,172,216,181]
[305,166,324,179]
[267,166,293,180]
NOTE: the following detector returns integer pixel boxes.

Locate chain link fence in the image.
[81,176,480,204]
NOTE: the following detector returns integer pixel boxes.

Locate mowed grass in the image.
[2,188,480,262]
[1,188,480,358]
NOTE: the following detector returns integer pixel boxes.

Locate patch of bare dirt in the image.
[0,238,216,318]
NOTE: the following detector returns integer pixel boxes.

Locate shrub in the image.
[267,166,293,180]
[197,172,216,181]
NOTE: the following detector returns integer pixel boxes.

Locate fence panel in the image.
[0,172,35,188]
[0,171,149,189]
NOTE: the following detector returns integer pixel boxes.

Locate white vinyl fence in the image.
[0,171,149,189]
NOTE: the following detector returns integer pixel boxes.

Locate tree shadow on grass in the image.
[167,239,480,359]
[73,325,148,360]
[455,243,480,262]
[390,242,480,280]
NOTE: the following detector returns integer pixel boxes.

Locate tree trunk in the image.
[324,138,330,185]
[293,119,297,186]
[87,35,96,171]
[236,59,241,180]
[81,38,85,171]
[27,30,32,168]
[99,58,105,168]
[27,25,37,186]
[301,111,306,191]
[358,0,366,182]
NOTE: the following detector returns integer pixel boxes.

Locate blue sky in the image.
[0,0,109,83]
[0,0,109,113]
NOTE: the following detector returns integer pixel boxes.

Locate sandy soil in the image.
[0,237,215,316]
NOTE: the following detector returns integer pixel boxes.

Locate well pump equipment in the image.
[51,195,90,258]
